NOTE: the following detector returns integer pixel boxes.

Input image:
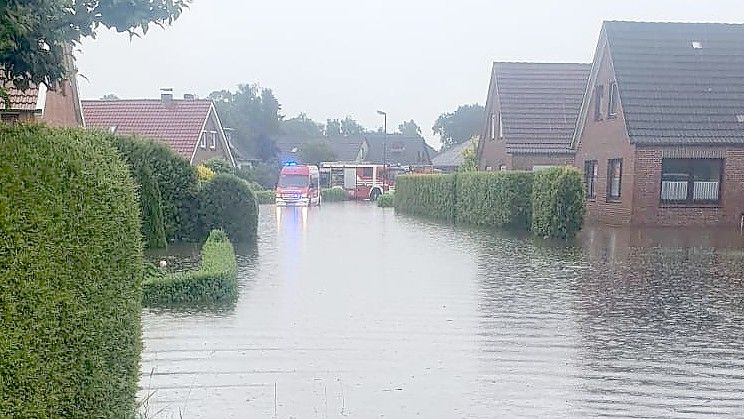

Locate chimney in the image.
[183,93,195,100]
[160,88,173,104]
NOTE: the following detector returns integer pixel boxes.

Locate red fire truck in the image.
[319,163,406,200]
[275,164,321,206]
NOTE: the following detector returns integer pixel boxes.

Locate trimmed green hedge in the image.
[0,125,143,417]
[394,167,585,238]
[111,135,199,243]
[198,174,259,242]
[321,187,348,202]
[455,171,533,229]
[377,192,395,208]
[143,230,238,306]
[255,190,276,205]
[394,174,456,220]
[532,166,586,239]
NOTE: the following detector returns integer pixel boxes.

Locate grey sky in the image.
[76,0,744,149]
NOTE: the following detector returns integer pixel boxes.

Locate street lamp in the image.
[377,110,387,184]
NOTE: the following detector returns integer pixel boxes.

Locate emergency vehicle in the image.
[275,164,321,206]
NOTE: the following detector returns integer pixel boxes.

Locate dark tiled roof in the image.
[493,62,590,154]
[273,136,366,161]
[364,134,433,165]
[606,21,744,145]
[82,99,213,158]
[432,140,473,168]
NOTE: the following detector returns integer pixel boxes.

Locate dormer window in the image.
[691,41,703,49]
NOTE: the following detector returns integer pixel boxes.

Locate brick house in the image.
[574,21,744,226]
[477,62,590,171]
[82,91,235,167]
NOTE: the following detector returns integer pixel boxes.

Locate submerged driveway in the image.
[141,202,744,418]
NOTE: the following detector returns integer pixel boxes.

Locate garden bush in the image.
[0,124,143,417]
[377,191,395,208]
[321,186,348,202]
[203,157,234,175]
[394,174,457,220]
[455,171,533,229]
[111,135,199,243]
[138,164,167,248]
[531,166,586,239]
[254,190,276,205]
[235,162,280,189]
[142,230,238,306]
[197,174,259,242]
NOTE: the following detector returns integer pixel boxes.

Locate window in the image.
[200,132,207,149]
[498,112,504,139]
[490,112,497,140]
[584,160,598,199]
[608,82,619,117]
[0,112,20,123]
[498,165,507,171]
[362,167,374,177]
[209,131,217,149]
[660,159,722,204]
[691,41,703,49]
[607,159,622,200]
[594,85,604,121]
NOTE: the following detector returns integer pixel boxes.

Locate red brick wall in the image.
[574,38,636,226]
[632,147,744,226]
[512,154,575,171]
[43,80,82,127]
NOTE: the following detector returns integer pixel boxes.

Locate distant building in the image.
[82,91,235,167]
[432,141,474,172]
[574,21,744,226]
[364,133,435,167]
[477,62,590,171]
[274,136,369,164]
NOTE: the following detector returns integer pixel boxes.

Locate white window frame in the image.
[209,131,217,150]
[498,113,504,139]
[490,113,497,140]
[608,81,619,118]
[200,132,207,149]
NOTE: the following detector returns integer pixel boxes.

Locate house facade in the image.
[364,133,435,167]
[574,21,744,226]
[477,62,590,171]
[82,92,235,167]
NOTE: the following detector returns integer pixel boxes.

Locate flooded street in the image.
[140,203,744,418]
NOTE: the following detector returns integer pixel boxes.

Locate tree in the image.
[101,93,120,100]
[281,113,323,138]
[340,116,365,136]
[299,141,337,166]
[398,119,422,138]
[458,138,478,172]
[432,104,484,149]
[209,84,283,161]
[0,0,188,98]
[326,119,342,136]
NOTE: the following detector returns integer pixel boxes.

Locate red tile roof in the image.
[3,83,40,111]
[81,99,213,158]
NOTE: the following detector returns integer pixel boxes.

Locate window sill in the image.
[659,202,722,209]
[605,198,622,203]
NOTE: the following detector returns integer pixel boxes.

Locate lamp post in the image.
[376,110,387,184]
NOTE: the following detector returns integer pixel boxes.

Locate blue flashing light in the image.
[283,160,298,166]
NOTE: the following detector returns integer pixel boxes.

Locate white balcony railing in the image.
[661,181,688,201]
[693,181,719,201]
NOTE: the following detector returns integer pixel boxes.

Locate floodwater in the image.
[140,202,744,418]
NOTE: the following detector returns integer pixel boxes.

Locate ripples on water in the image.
[140,203,744,418]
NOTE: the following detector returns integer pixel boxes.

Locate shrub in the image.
[455,171,533,229]
[138,164,167,248]
[111,135,199,242]
[531,166,586,239]
[143,230,237,306]
[0,124,143,417]
[235,162,280,189]
[377,192,395,208]
[321,186,348,202]
[198,174,258,242]
[254,190,276,205]
[394,174,456,220]
[203,157,234,175]
[196,164,215,182]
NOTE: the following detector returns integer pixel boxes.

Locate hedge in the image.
[394,167,585,238]
[393,174,456,220]
[111,135,199,243]
[0,125,143,417]
[321,187,348,202]
[455,171,533,229]
[198,174,259,242]
[531,166,586,239]
[377,192,395,208]
[143,230,237,306]
[254,190,276,205]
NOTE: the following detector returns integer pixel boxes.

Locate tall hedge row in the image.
[111,135,199,243]
[531,166,586,239]
[394,167,585,238]
[198,174,259,243]
[0,125,143,417]
[455,171,534,229]
[393,174,456,220]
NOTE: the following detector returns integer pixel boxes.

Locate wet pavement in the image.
[139,202,744,418]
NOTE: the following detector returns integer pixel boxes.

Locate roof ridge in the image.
[604,20,744,27]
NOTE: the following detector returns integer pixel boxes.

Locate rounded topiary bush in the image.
[0,124,143,417]
[198,174,259,242]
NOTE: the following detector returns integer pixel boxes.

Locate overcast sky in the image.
[76,0,744,149]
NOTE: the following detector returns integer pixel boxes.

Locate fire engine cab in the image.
[275,164,321,206]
